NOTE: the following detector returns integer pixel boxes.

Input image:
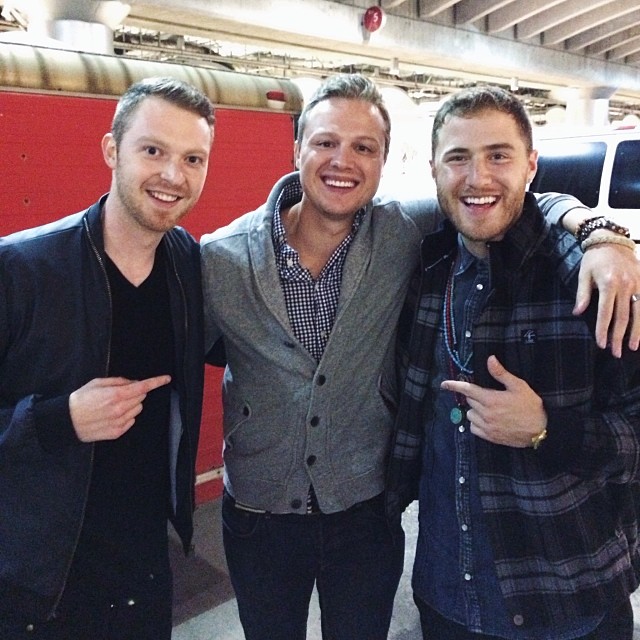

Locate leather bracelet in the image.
[575,216,630,244]
[581,234,637,252]
[531,428,547,450]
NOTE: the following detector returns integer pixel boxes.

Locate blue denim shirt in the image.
[413,238,603,639]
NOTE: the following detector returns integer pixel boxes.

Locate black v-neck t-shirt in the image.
[68,246,175,594]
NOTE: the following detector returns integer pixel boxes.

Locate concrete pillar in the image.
[5,0,130,53]
[552,86,616,128]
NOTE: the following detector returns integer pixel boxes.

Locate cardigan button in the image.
[291,498,302,509]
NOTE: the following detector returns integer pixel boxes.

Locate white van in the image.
[530,127,640,241]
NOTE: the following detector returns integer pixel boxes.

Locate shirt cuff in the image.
[33,394,81,452]
[536,406,585,468]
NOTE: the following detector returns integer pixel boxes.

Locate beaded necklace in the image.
[443,259,473,375]
[442,258,473,425]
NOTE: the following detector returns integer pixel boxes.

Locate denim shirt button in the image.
[513,614,524,626]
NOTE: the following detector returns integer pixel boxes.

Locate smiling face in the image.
[294,97,387,224]
[102,96,212,237]
[431,108,538,258]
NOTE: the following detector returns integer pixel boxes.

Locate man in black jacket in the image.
[0,77,213,639]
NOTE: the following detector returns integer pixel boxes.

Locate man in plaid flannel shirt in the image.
[386,86,640,639]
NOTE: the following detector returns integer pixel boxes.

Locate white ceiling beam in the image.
[624,48,640,64]
[418,0,458,18]
[454,0,514,25]
[517,0,613,40]
[566,9,640,52]
[587,26,640,56]
[544,1,640,46]
[610,36,640,60]
[486,0,565,34]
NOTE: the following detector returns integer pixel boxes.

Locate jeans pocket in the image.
[221,492,262,538]
[353,492,386,521]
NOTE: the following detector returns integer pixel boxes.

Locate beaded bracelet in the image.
[575,216,630,244]
[581,234,637,252]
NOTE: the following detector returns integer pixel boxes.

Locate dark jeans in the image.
[0,568,172,640]
[222,490,405,640]
[414,594,634,640]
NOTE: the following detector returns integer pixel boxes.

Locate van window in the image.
[610,140,640,209]
[530,141,606,208]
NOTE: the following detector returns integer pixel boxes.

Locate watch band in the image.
[531,428,548,450]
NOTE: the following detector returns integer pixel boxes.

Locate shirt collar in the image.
[454,234,482,276]
[272,180,366,254]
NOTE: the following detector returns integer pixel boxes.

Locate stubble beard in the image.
[114,167,189,234]
[437,185,525,245]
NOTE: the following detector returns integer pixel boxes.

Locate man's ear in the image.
[294,140,301,169]
[527,149,539,183]
[101,133,117,169]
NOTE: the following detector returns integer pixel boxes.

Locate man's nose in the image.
[467,157,492,185]
[330,145,355,168]
[160,159,186,184]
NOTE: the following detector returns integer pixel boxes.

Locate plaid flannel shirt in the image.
[386,192,640,629]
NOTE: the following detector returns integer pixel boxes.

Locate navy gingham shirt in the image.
[272,180,364,362]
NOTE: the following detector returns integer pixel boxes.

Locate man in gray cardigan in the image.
[200,74,640,640]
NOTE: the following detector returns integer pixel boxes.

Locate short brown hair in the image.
[432,86,532,156]
[297,73,391,161]
[112,77,215,147]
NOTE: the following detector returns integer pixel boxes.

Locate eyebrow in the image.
[485,142,517,151]
[135,135,210,155]
[443,142,516,154]
[310,130,381,142]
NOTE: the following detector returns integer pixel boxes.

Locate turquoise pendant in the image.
[450,406,464,424]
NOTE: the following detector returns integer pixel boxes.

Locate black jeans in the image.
[0,568,172,640]
[414,594,634,640]
[222,490,405,640]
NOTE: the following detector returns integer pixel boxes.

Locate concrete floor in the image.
[170,499,640,640]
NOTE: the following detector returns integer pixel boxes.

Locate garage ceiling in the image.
[3,0,640,118]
